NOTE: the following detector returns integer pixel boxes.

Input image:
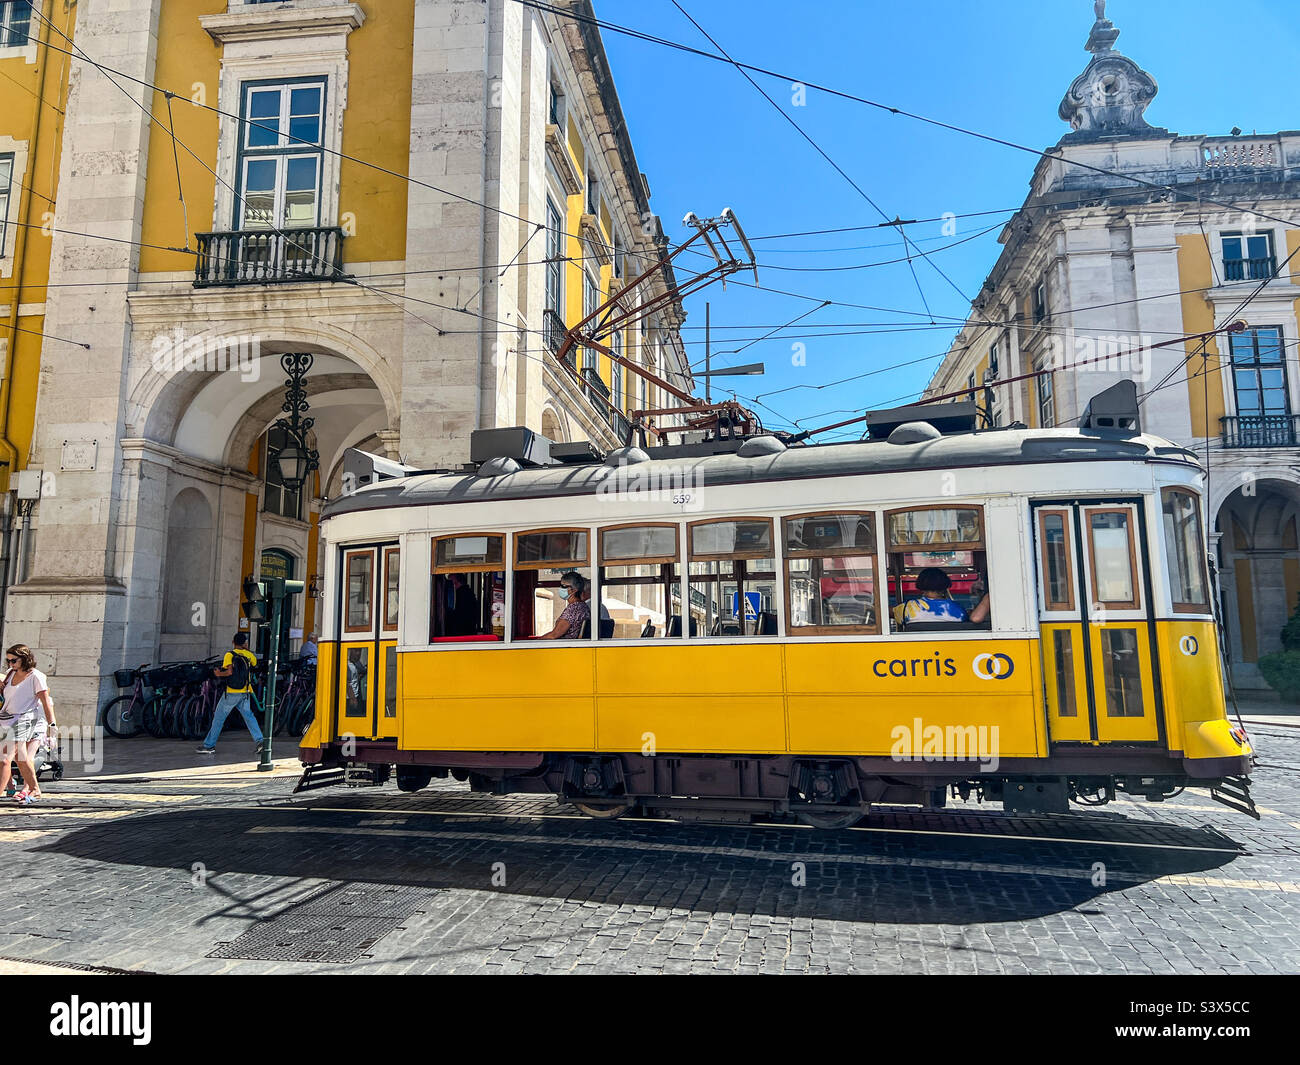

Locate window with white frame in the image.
[1036,363,1055,428]
[1229,326,1288,420]
[1033,281,1047,323]
[548,78,566,128]
[586,172,599,217]
[582,272,599,371]
[237,79,326,231]
[1222,231,1276,282]
[0,2,31,48]
[987,341,999,379]
[545,199,564,313]
[611,327,624,411]
[613,234,624,280]
[0,154,12,257]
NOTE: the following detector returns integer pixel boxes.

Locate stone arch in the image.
[1214,477,1300,689]
[131,325,401,448]
[161,488,214,636]
[541,403,568,443]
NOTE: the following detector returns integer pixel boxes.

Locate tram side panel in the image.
[1155,619,1249,770]
[783,640,1044,758]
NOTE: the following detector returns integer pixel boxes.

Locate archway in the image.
[159,487,214,662]
[1215,478,1300,690]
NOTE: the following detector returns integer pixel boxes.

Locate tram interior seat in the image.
[578,619,590,639]
[756,611,778,635]
[667,615,698,637]
[641,621,656,638]
[599,618,615,639]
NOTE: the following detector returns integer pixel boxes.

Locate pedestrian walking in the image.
[196,633,263,755]
[0,644,56,805]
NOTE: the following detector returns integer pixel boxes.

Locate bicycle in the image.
[100,665,155,739]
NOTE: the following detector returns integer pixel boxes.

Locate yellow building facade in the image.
[0,0,690,728]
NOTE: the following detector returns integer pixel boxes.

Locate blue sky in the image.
[597,0,1300,438]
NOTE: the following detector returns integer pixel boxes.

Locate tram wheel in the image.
[573,800,637,820]
[795,806,867,831]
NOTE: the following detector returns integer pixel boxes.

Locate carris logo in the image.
[972,652,1015,680]
[1179,635,1199,656]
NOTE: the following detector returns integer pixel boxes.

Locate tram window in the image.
[1086,510,1139,609]
[430,534,506,642]
[382,547,400,632]
[1037,510,1075,611]
[598,524,681,639]
[383,645,397,718]
[1053,630,1077,717]
[886,507,989,630]
[1101,628,1144,717]
[513,528,591,640]
[688,518,777,637]
[344,551,373,633]
[783,513,878,634]
[344,646,368,717]
[1161,489,1210,612]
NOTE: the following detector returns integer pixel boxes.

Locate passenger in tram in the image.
[536,571,590,640]
[444,573,481,636]
[902,567,990,625]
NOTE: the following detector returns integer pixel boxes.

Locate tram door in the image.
[1033,503,1161,746]
[336,543,400,742]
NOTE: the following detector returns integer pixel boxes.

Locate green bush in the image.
[1281,596,1300,651]
[1258,650,1300,703]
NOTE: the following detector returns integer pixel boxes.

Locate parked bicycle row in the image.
[101,642,316,743]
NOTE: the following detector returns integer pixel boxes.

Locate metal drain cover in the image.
[207,884,439,963]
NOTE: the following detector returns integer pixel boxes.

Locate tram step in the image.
[1210,776,1260,820]
[292,765,346,794]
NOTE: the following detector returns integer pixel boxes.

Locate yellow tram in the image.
[299,404,1256,826]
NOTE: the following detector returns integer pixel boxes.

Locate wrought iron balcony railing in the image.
[1221,414,1300,449]
[1223,256,1277,282]
[543,308,569,362]
[194,227,346,287]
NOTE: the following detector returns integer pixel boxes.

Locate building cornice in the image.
[199,3,365,45]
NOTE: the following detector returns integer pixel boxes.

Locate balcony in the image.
[543,308,570,364]
[1221,414,1300,449]
[1223,256,1277,282]
[194,227,347,288]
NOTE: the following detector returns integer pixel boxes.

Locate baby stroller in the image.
[6,725,64,785]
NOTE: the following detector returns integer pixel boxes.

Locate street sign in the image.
[731,591,761,619]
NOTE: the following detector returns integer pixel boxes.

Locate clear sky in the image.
[595,0,1300,438]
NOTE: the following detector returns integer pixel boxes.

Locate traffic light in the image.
[242,576,268,622]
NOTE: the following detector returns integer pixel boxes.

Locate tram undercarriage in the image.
[296,744,1258,825]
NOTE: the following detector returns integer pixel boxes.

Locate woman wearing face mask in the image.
[536,571,590,640]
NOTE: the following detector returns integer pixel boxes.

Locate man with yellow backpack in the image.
[196,633,263,755]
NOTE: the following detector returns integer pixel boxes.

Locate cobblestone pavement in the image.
[3,727,1299,974]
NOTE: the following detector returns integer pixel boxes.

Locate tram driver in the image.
[901,567,990,626]
[536,571,590,640]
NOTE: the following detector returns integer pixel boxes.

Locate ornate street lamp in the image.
[273,353,319,492]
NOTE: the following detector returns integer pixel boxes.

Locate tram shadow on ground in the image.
[35,798,1247,927]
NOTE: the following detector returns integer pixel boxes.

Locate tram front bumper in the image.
[1181,718,1254,778]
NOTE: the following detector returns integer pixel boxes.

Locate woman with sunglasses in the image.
[0,644,55,805]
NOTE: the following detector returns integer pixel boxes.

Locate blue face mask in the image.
[559,587,572,600]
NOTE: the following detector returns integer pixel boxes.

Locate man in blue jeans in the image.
[197,633,263,754]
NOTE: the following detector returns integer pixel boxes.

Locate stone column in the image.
[375,429,403,461]
[400,0,495,469]
[2,0,163,729]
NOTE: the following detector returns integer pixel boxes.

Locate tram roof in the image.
[323,428,1200,519]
